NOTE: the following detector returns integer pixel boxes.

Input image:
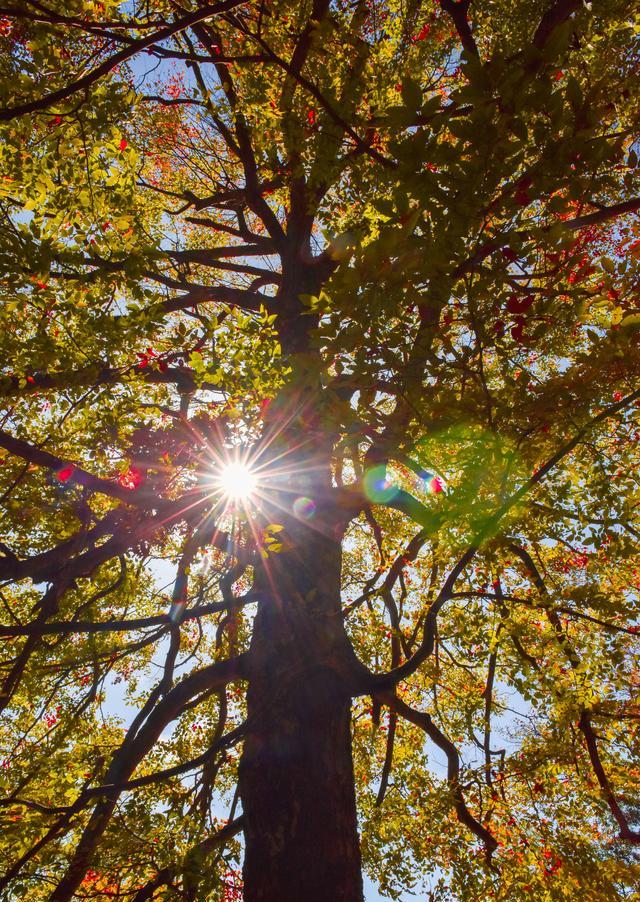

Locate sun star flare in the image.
[217,461,258,501]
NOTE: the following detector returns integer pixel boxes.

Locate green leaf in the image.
[400,77,422,111]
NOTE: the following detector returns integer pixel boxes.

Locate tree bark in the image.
[238,466,364,901]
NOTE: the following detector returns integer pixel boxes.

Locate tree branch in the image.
[533,0,582,50]
[0,0,245,122]
[0,428,154,506]
[440,0,479,58]
[49,654,247,901]
[363,387,640,691]
[578,711,640,844]
[381,692,497,855]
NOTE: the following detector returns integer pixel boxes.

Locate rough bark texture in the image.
[238,433,364,901]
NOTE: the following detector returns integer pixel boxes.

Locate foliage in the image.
[0,0,639,899]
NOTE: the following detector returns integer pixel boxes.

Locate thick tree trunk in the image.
[238,509,364,901]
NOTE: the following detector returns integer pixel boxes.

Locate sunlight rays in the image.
[216,461,259,501]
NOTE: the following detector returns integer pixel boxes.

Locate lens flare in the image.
[293,496,316,520]
[363,466,400,504]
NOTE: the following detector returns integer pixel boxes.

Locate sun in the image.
[217,461,258,501]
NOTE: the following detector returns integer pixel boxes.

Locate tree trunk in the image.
[238,510,364,901]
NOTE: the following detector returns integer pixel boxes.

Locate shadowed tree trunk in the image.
[238,411,364,901]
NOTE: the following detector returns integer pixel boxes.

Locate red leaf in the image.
[510,318,526,343]
[118,466,143,490]
[412,24,430,41]
[506,294,534,314]
[501,247,518,263]
[514,176,532,207]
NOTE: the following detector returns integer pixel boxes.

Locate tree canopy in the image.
[0,0,639,899]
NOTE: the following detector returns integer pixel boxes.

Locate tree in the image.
[0,0,639,898]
